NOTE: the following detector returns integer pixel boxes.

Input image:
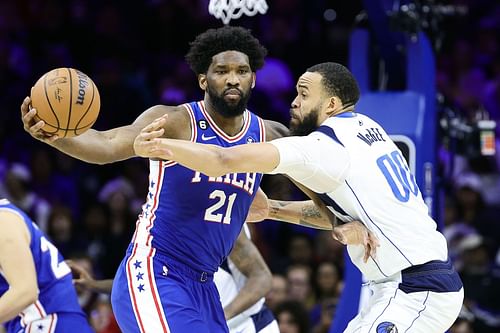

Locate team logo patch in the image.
[246,136,255,143]
[376,322,398,333]
[198,120,208,130]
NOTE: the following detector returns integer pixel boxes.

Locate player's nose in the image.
[226,71,240,86]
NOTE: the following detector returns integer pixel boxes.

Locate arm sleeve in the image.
[268,133,350,193]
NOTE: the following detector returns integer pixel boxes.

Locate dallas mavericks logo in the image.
[377,322,398,333]
[246,136,255,143]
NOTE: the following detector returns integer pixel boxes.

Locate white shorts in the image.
[345,259,464,332]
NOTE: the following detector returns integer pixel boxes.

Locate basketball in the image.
[31,68,100,138]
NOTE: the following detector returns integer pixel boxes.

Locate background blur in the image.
[0,1,499,332]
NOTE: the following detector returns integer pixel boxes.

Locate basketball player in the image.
[134,62,465,332]
[21,26,356,332]
[0,198,93,333]
[68,224,280,333]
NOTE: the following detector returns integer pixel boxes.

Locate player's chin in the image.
[289,118,300,130]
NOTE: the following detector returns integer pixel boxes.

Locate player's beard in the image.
[207,85,251,118]
[290,106,320,136]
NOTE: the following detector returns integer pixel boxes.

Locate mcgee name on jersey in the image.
[357,127,387,146]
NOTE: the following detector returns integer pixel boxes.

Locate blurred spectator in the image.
[0,162,51,231]
[274,301,310,333]
[89,296,121,333]
[98,177,138,276]
[310,262,342,327]
[311,298,338,333]
[266,274,288,312]
[457,234,500,333]
[314,231,345,270]
[47,204,85,256]
[287,264,315,310]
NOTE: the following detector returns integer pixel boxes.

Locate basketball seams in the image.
[65,68,74,138]
[42,73,61,130]
[73,76,96,136]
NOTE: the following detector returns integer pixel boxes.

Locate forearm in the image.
[154,140,232,176]
[0,288,37,323]
[51,129,134,164]
[224,272,271,320]
[268,199,333,230]
[87,279,113,294]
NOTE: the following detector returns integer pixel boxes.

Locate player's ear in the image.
[198,74,207,91]
[325,96,340,116]
[251,73,256,89]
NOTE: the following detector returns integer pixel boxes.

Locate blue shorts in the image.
[6,312,93,333]
[111,245,228,333]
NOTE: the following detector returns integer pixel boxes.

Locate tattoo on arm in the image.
[301,204,322,219]
[298,204,330,230]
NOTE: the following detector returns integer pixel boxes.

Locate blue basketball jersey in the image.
[130,101,265,273]
[0,199,86,332]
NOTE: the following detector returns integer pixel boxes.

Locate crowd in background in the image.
[0,1,499,332]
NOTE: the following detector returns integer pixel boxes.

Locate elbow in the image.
[260,269,273,295]
[18,285,39,308]
[26,287,39,305]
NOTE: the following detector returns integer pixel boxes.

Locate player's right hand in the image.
[332,221,380,262]
[21,96,60,143]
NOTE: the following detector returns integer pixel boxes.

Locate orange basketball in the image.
[31,68,100,138]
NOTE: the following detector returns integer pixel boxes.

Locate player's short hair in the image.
[186,26,267,75]
[307,62,360,107]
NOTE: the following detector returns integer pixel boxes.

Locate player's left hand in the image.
[246,187,269,222]
[332,221,380,262]
[66,260,95,290]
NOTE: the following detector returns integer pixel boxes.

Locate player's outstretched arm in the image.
[134,116,279,176]
[66,260,113,294]
[21,97,190,164]
[0,211,38,323]
[224,229,272,321]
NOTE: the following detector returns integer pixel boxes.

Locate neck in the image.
[329,104,355,117]
[203,97,245,136]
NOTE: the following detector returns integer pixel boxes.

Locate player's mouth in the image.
[224,88,242,98]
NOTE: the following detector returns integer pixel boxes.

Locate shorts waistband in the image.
[401,258,454,277]
[127,244,214,283]
[400,258,462,293]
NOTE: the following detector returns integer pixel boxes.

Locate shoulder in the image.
[262,119,289,141]
[135,104,189,124]
[134,104,192,140]
[0,209,30,244]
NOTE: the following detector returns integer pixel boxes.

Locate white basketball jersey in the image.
[271,113,448,281]
[214,224,265,330]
